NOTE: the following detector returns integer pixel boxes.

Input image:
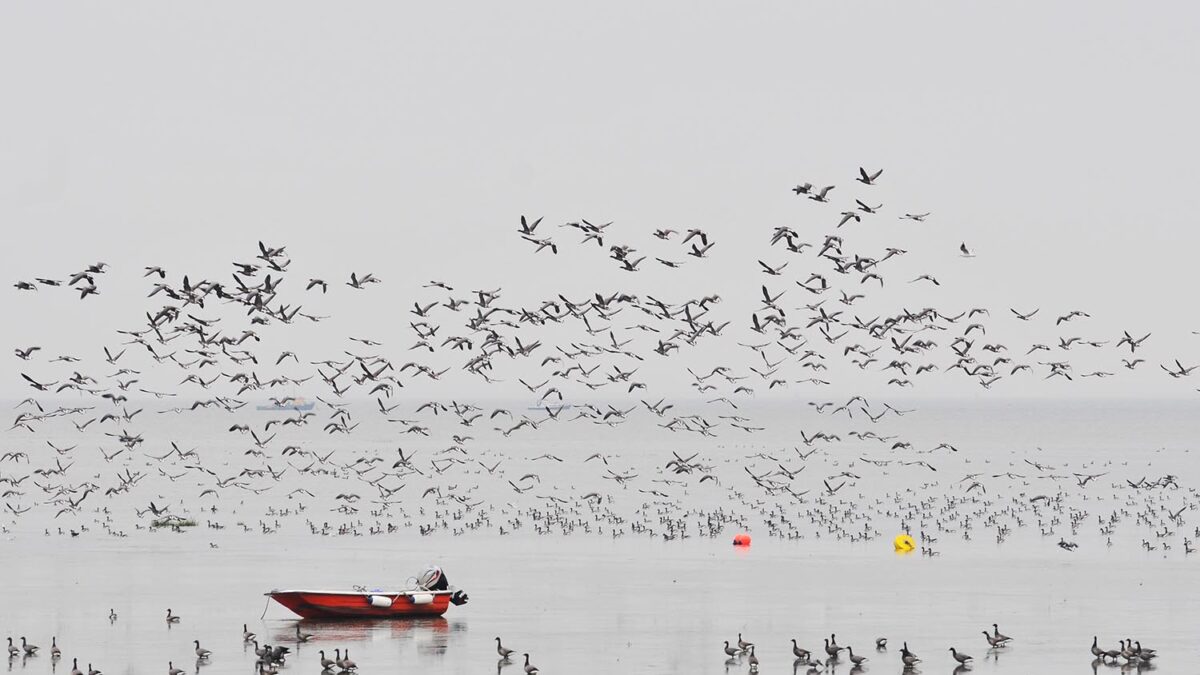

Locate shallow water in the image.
[2,400,1198,674]
[1,534,1194,674]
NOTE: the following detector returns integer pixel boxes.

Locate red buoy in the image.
[732,533,752,546]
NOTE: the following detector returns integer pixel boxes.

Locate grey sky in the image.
[2,2,1199,399]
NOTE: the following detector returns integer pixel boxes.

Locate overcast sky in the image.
[2,2,1198,400]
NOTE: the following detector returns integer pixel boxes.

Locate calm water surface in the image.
[2,400,1197,674]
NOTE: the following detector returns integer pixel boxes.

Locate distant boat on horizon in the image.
[257,396,316,412]
[525,402,576,411]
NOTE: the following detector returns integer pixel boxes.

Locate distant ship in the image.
[257,396,316,412]
[525,402,576,411]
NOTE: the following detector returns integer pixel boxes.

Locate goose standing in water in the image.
[108,609,117,622]
[1121,638,1154,661]
[747,645,759,671]
[318,651,335,670]
[88,664,101,675]
[949,647,973,664]
[875,637,888,650]
[723,641,739,658]
[70,658,82,675]
[1090,636,1103,659]
[738,633,754,653]
[167,661,184,675]
[338,649,357,671]
[243,624,256,642]
[495,637,514,660]
[823,637,843,659]
[791,639,811,660]
[20,638,39,656]
[1100,642,1121,663]
[7,638,18,657]
[522,653,539,674]
[166,609,181,623]
[992,624,1013,643]
[51,637,61,659]
[982,631,1006,648]
[193,640,211,660]
[847,646,867,666]
[294,625,313,643]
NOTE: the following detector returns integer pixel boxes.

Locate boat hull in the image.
[268,591,451,619]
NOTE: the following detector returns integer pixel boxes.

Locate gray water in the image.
[2,399,1198,674]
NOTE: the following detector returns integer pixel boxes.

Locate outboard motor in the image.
[417,566,449,591]
[416,565,468,605]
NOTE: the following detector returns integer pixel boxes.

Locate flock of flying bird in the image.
[4,166,1196,671]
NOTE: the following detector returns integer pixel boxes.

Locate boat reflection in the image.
[265,617,465,657]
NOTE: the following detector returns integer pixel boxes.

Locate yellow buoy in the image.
[893,533,916,553]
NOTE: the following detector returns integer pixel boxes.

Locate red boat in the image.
[266,588,456,619]
[266,566,469,619]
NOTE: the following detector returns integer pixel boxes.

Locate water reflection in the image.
[1,528,1195,675]
[263,617,461,657]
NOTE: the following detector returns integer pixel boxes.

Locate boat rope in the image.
[259,596,271,620]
